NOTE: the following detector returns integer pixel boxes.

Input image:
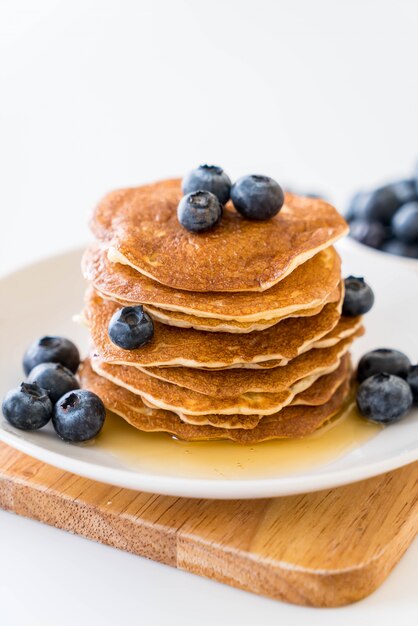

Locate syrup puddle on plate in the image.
[96,400,381,480]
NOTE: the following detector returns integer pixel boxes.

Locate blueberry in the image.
[388,179,417,205]
[391,202,418,244]
[361,186,401,225]
[407,366,418,402]
[349,219,387,249]
[53,390,105,442]
[342,276,374,317]
[231,175,284,221]
[356,373,413,424]
[345,191,372,222]
[108,305,154,350]
[27,362,79,403]
[357,348,411,383]
[23,336,80,376]
[182,165,231,205]
[177,190,223,233]
[381,239,418,258]
[2,382,52,430]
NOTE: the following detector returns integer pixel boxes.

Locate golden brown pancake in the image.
[80,359,351,442]
[82,244,342,322]
[90,179,348,292]
[174,356,350,428]
[89,352,349,419]
[135,331,360,397]
[85,288,349,368]
[138,287,340,333]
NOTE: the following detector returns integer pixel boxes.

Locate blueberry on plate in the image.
[357,348,411,382]
[182,165,231,205]
[342,276,374,317]
[2,382,52,430]
[356,373,413,424]
[349,219,387,249]
[381,239,418,258]
[231,175,284,220]
[27,362,79,403]
[108,305,154,350]
[406,366,418,402]
[177,190,223,233]
[53,389,106,442]
[391,202,418,244]
[361,185,401,225]
[23,336,80,376]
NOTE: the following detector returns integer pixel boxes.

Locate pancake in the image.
[90,179,348,292]
[89,352,349,419]
[85,288,347,368]
[138,286,340,333]
[135,332,360,397]
[174,356,350,427]
[82,244,342,322]
[80,359,351,442]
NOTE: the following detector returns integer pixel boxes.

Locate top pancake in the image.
[82,244,342,322]
[90,179,348,292]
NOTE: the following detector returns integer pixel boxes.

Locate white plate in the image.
[0,243,417,499]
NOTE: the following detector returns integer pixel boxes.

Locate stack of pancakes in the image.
[80,179,362,443]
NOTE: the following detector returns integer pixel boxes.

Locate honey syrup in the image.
[96,400,381,480]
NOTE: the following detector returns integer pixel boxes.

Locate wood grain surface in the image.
[0,441,416,607]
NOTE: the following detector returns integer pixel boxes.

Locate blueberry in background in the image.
[177,190,223,233]
[53,389,105,442]
[391,202,418,243]
[342,276,374,317]
[345,191,372,222]
[182,165,231,205]
[349,219,388,249]
[23,336,80,376]
[388,179,418,206]
[27,362,79,403]
[231,175,284,220]
[407,366,418,402]
[356,373,413,424]
[357,348,411,382]
[360,185,401,225]
[381,239,418,258]
[2,382,52,430]
[108,305,154,350]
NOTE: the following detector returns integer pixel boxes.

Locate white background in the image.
[0,0,417,624]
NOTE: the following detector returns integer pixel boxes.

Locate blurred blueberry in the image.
[345,191,371,222]
[381,239,418,258]
[388,179,417,205]
[349,219,387,249]
[391,202,418,243]
[361,185,401,224]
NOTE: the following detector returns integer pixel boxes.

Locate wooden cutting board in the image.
[0,441,416,608]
